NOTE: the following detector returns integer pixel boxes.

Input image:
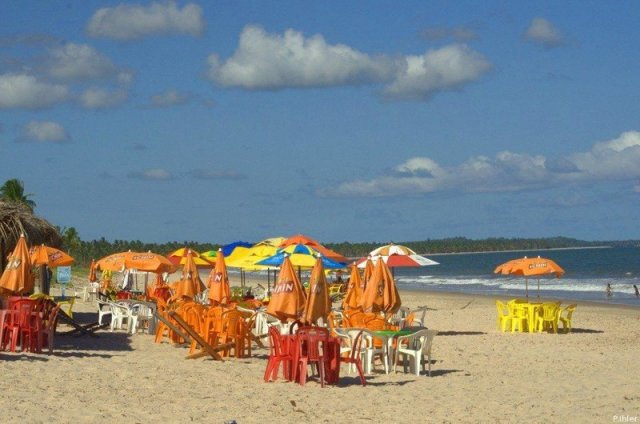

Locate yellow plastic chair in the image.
[558,304,577,333]
[495,300,512,332]
[57,297,75,319]
[535,303,559,333]
[509,302,528,332]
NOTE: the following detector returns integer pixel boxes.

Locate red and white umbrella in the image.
[357,243,439,271]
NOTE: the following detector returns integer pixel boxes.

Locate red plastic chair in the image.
[296,326,331,387]
[6,299,37,352]
[264,326,294,382]
[116,291,133,300]
[39,306,61,354]
[340,330,367,386]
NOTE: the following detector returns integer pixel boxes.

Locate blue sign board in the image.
[57,266,72,284]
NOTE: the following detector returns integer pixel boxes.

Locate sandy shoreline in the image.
[1,278,639,423]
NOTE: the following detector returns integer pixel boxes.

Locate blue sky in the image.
[2,1,639,244]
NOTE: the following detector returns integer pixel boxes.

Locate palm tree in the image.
[0,179,36,211]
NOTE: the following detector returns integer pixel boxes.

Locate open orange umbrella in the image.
[167,247,215,268]
[88,259,98,282]
[343,263,363,310]
[360,258,401,315]
[97,251,177,274]
[266,255,307,322]
[0,234,34,295]
[207,248,231,305]
[173,250,205,299]
[279,234,348,264]
[30,244,74,267]
[494,256,565,297]
[302,256,331,325]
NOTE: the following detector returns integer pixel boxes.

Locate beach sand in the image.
[1,275,639,423]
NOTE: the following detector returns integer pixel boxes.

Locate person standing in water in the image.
[606,283,613,298]
[633,284,639,298]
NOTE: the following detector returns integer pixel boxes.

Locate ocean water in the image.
[394,247,640,306]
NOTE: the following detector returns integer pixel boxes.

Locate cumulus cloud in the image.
[17,120,70,143]
[46,43,131,82]
[207,25,394,89]
[188,169,246,180]
[0,73,68,109]
[524,18,565,48]
[149,89,191,107]
[207,26,491,101]
[79,87,128,109]
[87,1,205,40]
[128,168,173,180]
[320,131,640,198]
[383,44,492,100]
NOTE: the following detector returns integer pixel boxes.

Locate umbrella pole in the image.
[525,278,529,298]
[537,279,540,298]
[267,269,271,296]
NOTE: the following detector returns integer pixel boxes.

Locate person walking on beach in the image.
[634,284,639,298]
[606,283,612,298]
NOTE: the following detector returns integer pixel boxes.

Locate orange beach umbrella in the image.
[302,256,331,325]
[0,234,34,295]
[30,244,74,267]
[343,263,363,311]
[208,248,231,305]
[494,256,565,297]
[88,259,98,282]
[266,255,307,322]
[362,257,375,290]
[97,251,177,274]
[360,258,401,315]
[173,250,205,299]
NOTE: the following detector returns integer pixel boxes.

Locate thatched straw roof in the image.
[0,200,61,270]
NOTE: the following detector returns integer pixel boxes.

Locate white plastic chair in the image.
[109,302,139,334]
[393,329,438,376]
[97,300,112,325]
[360,329,389,375]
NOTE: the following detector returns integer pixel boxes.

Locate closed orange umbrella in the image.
[207,248,230,305]
[173,250,205,299]
[343,263,363,310]
[494,256,565,297]
[88,259,97,282]
[0,234,34,295]
[30,244,74,267]
[360,258,401,315]
[266,255,306,322]
[302,256,331,325]
[363,258,375,290]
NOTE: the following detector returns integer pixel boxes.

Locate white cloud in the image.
[207,25,394,89]
[17,120,70,143]
[79,87,128,109]
[149,89,191,107]
[321,131,640,197]
[383,44,492,100]
[208,26,491,101]
[47,43,130,82]
[0,73,68,109]
[524,18,565,48]
[128,168,173,180]
[87,1,205,40]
